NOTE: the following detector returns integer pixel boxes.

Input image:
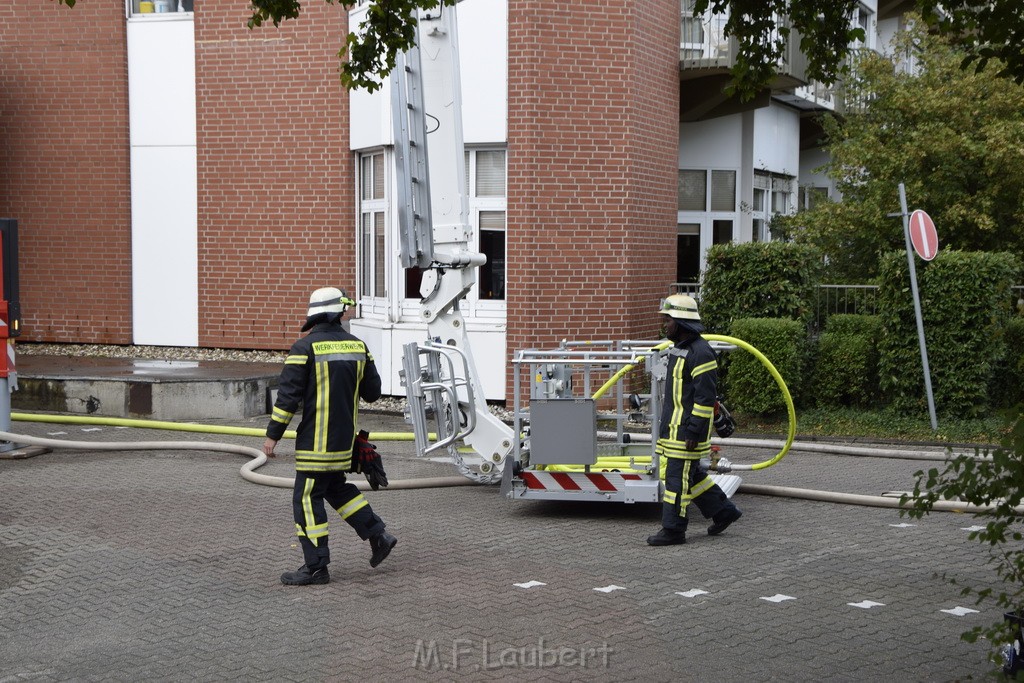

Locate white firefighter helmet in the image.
[301,287,356,330]
[306,287,355,318]
[658,293,701,321]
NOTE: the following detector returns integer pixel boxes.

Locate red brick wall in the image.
[195,1,353,350]
[506,0,679,363]
[0,1,132,344]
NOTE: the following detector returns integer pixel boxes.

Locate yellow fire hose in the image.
[11,412,425,442]
[7,410,1011,514]
[546,333,797,474]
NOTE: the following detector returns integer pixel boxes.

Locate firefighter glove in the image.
[353,430,389,490]
[713,400,736,438]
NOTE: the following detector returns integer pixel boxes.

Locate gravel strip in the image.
[15,342,288,364]
[15,342,515,421]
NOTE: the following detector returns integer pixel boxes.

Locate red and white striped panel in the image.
[520,471,645,493]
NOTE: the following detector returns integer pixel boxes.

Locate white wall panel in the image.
[679,114,743,168]
[131,146,198,346]
[348,2,392,151]
[458,0,507,144]
[128,17,198,345]
[349,0,507,151]
[127,18,196,147]
[351,319,506,400]
[752,103,800,174]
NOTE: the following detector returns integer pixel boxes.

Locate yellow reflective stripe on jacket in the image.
[657,437,710,459]
[691,359,717,377]
[692,402,714,419]
[271,406,294,425]
[284,354,307,365]
[311,340,368,362]
[314,359,329,452]
[668,354,687,436]
[294,461,353,473]
[295,450,354,472]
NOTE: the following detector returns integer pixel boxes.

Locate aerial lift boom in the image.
[390,3,793,498]
[392,3,514,483]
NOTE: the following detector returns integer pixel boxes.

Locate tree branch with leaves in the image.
[901,406,1024,675]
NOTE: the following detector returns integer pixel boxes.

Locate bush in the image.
[724,317,805,415]
[699,241,822,334]
[991,317,1024,409]
[877,250,1020,418]
[812,314,881,408]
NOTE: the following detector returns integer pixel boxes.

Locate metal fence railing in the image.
[814,284,879,325]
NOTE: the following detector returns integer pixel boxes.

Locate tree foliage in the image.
[693,0,864,101]
[918,0,1024,86]
[901,406,1024,675]
[773,19,1024,282]
[247,0,456,92]
[49,0,1024,97]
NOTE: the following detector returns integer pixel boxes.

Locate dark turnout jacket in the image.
[266,322,382,473]
[657,334,718,459]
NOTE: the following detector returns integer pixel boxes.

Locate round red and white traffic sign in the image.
[909,209,939,261]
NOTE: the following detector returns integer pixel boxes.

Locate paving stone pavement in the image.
[0,413,1005,682]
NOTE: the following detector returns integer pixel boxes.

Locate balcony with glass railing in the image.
[679,0,805,87]
[775,78,838,111]
[679,5,734,70]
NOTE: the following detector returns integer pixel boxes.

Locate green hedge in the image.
[724,317,805,415]
[877,250,1021,418]
[699,241,823,334]
[990,317,1024,408]
[812,314,881,408]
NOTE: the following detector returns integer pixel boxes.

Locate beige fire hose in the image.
[4,419,1016,513]
[0,429,472,491]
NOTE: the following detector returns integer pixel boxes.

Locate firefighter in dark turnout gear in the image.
[646,294,742,546]
[264,287,397,584]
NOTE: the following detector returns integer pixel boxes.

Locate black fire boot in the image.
[646,528,687,546]
[281,564,330,586]
[369,531,397,568]
[708,508,742,536]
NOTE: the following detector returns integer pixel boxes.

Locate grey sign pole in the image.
[898,183,938,431]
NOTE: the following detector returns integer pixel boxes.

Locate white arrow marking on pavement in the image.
[675,589,709,598]
[849,600,886,609]
[760,594,796,603]
[513,581,546,589]
[961,525,986,532]
[889,523,916,528]
[941,606,980,616]
[594,585,626,593]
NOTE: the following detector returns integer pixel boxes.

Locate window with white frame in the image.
[851,3,875,50]
[127,0,192,17]
[752,171,795,241]
[677,168,737,274]
[678,169,736,214]
[466,148,507,304]
[680,0,705,58]
[800,185,830,211]
[359,151,388,301]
